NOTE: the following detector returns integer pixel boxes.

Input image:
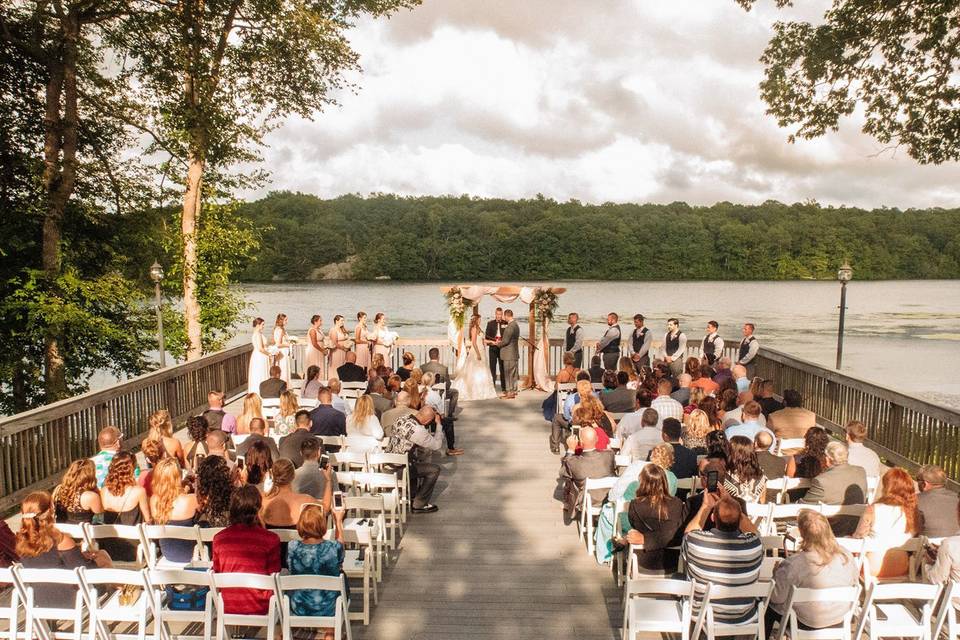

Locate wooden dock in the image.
[352,392,621,640]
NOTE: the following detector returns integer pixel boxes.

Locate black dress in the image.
[99,506,143,562]
[627,496,686,574]
[20,546,95,607]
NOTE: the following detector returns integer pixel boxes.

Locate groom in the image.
[499,309,520,399]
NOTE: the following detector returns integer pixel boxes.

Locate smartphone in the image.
[706,470,719,493]
[571,425,581,436]
[333,491,344,510]
[236,457,245,470]
[320,453,330,470]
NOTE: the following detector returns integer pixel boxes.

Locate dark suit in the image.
[670,388,691,406]
[600,387,636,413]
[588,366,605,383]
[278,429,317,468]
[757,451,787,481]
[336,362,367,383]
[485,319,507,393]
[367,393,393,420]
[420,361,459,416]
[308,405,347,437]
[918,488,960,538]
[801,463,867,537]
[236,432,280,460]
[560,449,615,513]
[499,320,520,394]
[665,441,699,479]
[258,377,287,399]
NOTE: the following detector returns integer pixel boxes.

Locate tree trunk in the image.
[182,151,204,361]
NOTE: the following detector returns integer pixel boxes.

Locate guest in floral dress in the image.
[287,502,346,625]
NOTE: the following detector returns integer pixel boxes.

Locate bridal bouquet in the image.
[445,289,469,329]
[533,290,559,322]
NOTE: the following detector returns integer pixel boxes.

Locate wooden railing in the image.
[0,345,251,512]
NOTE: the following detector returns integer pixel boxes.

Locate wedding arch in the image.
[440,285,567,391]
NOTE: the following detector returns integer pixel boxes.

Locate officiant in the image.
[484,307,507,394]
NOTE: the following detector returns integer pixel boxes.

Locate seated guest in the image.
[556,351,580,384]
[926,500,960,594]
[147,409,187,467]
[786,426,829,478]
[687,358,719,395]
[767,510,859,632]
[617,465,684,574]
[92,426,134,487]
[236,417,280,460]
[560,426,616,515]
[723,435,767,503]
[293,439,333,500]
[401,376,422,410]
[308,388,348,438]
[196,455,233,528]
[648,443,678,496]
[327,378,352,416]
[139,438,167,495]
[845,420,883,478]
[369,353,392,380]
[681,409,712,452]
[203,389,238,434]
[713,357,733,387]
[754,431,787,481]
[274,390,300,437]
[722,393,768,429]
[616,399,651,440]
[699,395,724,431]
[287,503,345,626]
[587,355,605,383]
[381,391,416,437]
[600,371,636,413]
[345,395,385,452]
[241,440,274,492]
[212,485,281,615]
[261,459,318,528]
[53,459,103,523]
[204,429,236,469]
[366,377,394,419]
[622,408,661,462]
[384,406,446,513]
[757,380,784,417]
[916,464,960,538]
[853,467,920,578]
[150,458,199,563]
[301,365,323,400]
[385,374,403,400]
[683,494,763,624]
[801,441,867,536]
[279,411,315,467]
[0,520,15,567]
[572,396,614,451]
[660,417,698,479]
[768,389,816,440]
[236,393,265,436]
[684,387,706,415]
[99,452,151,561]
[185,415,210,471]
[259,365,287,399]
[699,430,730,472]
[617,357,639,390]
[680,460,728,532]
[419,372,443,414]
[732,364,750,393]
[651,379,684,429]
[421,348,458,417]
[336,351,367,383]
[550,373,592,454]
[670,373,692,406]
[724,401,773,443]
[16,492,110,609]
[396,351,416,381]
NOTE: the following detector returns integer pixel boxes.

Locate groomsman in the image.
[663,318,687,377]
[736,323,760,378]
[596,312,622,371]
[499,310,521,399]
[484,308,507,394]
[701,320,724,366]
[629,314,652,372]
[565,313,584,368]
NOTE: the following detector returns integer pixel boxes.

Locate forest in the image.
[236,192,960,281]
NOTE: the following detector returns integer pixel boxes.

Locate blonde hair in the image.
[573,395,605,425]
[237,393,264,434]
[575,379,593,400]
[352,394,376,425]
[688,387,706,407]
[148,409,174,439]
[267,458,296,497]
[798,509,848,567]
[151,458,184,524]
[650,443,675,471]
[421,371,436,387]
[279,390,298,418]
[53,459,98,512]
[685,409,712,439]
[371,354,385,370]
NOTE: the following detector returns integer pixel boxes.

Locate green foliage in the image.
[236,193,960,281]
[738,0,960,164]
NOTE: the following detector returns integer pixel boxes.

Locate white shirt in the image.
[346,414,384,440]
[331,393,352,416]
[847,442,883,478]
[624,428,664,463]
[702,332,725,357]
[664,331,687,360]
[650,395,684,429]
[616,410,647,440]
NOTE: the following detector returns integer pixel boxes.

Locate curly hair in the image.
[685,409,712,440]
[650,443,675,472]
[141,437,167,465]
[878,467,921,534]
[103,451,137,497]
[148,409,174,439]
[187,415,208,443]
[796,427,830,478]
[727,435,764,483]
[53,459,98,513]
[151,458,184,525]
[196,455,233,523]
[15,492,58,558]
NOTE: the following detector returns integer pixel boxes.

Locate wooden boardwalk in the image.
[352,393,622,640]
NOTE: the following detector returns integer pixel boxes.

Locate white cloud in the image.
[249,0,960,209]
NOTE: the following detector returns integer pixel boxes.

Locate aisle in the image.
[354,393,621,640]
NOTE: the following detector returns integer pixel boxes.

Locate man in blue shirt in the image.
[725,401,775,451]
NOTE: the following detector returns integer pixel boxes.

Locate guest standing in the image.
[596,312,622,371]
[663,318,687,377]
[565,312,584,369]
[305,314,327,374]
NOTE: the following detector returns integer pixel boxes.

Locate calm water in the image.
[231,280,960,408]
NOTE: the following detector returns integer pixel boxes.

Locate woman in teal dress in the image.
[287,503,345,621]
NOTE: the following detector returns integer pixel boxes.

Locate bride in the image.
[452,310,499,401]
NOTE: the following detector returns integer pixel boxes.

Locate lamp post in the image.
[149,261,166,368]
[836,261,853,370]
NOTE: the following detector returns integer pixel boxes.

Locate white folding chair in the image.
[555,382,576,415]
[765,477,811,504]
[329,452,368,473]
[366,452,411,524]
[11,565,85,640]
[77,567,151,640]
[343,495,387,582]
[85,525,146,570]
[194,527,225,563]
[675,476,700,495]
[261,399,280,421]
[614,455,631,472]
[776,438,806,455]
[211,573,278,640]
[276,574,351,640]
[342,437,382,454]
[55,523,93,552]
[758,556,780,582]
[762,535,787,557]
[139,526,203,568]
[932,581,960,640]
[745,503,773,535]
[298,398,318,410]
[866,476,880,502]
[578,476,618,557]
[0,567,21,640]
[771,585,860,640]
[144,568,214,640]
[340,528,375,626]
[622,578,694,640]
[767,503,815,536]
[854,581,941,640]
[691,581,773,640]
[318,436,344,450]
[352,472,401,550]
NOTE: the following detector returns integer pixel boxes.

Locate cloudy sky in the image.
[253,0,960,209]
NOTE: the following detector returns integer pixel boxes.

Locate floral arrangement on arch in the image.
[445,288,470,329]
[533,289,559,323]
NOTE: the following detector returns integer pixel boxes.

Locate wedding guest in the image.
[53,459,103,524]
[260,459,316,529]
[150,458,199,563]
[663,318,687,377]
[622,409,662,462]
[651,379,684,429]
[616,402,655,441]
[799,442,868,516]
[274,390,299,437]
[732,364,750,393]
[698,396,724,431]
[305,314,327,372]
[402,376,422,410]
[572,396,614,449]
[713,356,733,387]
[185,415,210,471]
[587,355,605,383]
[0,520,15,567]
[722,392,769,429]
[328,315,351,372]
[757,380,784,417]
[724,401,773,443]
[671,373,692,406]
[556,351,579,384]
[327,378,352,416]
[308,388,347,438]
[366,377,394,418]
[302,365,324,400]
[560,426,616,514]
[92,425,131,487]
[346,395,385,452]
[237,418,280,460]
[139,438,167,495]
[700,320,724,366]
[600,371,635,412]
[916,465,960,538]
[925,500,960,592]
[291,439,329,499]
[236,393,265,435]
[755,431,787,482]
[786,426,830,478]
[736,323,760,378]
[203,390,238,434]
[386,374,402,399]
[196,455,233,528]
[287,502,345,626]
[99,452,151,561]
[661,418,699,479]
[421,348,458,417]
[381,391,416,436]
[278,411,314,467]
[565,312,584,369]
[369,353,392,380]
[241,440,274,493]
[397,352,416,381]
[688,357,720,395]
[853,467,920,578]
[619,464,684,574]
[147,409,187,467]
[272,313,292,385]
[724,435,767,503]
[337,351,367,383]
[353,311,372,370]
[204,429,236,469]
[681,409,712,453]
[617,357,639,389]
[685,387,706,415]
[384,407,446,513]
[649,443,678,496]
[628,314,652,371]
[596,312,623,371]
[845,420,883,478]
[259,365,287,399]
[768,389,816,441]
[700,430,730,471]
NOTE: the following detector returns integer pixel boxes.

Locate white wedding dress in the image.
[452,326,499,401]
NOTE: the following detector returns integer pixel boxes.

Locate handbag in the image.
[164,567,209,611]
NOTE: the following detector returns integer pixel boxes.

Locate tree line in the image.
[237,192,960,282]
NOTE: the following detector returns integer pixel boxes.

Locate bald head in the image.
[579,425,598,450]
[732,364,747,379]
[98,426,121,451]
[678,374,692,388]
[345,351,357,364]
[395,391,410,408]
[754,430,773,451]
[416,406,436,425]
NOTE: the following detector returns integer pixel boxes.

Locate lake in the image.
[231,280,960,408]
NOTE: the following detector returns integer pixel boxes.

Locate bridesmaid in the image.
[354,311,371,370]
[273,313,291,385]
[328,315,350,373]
[247,318,272,394]
[305,314,327,377]
[370,312,394,365]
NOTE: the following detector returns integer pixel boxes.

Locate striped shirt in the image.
[682,529,763,622]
